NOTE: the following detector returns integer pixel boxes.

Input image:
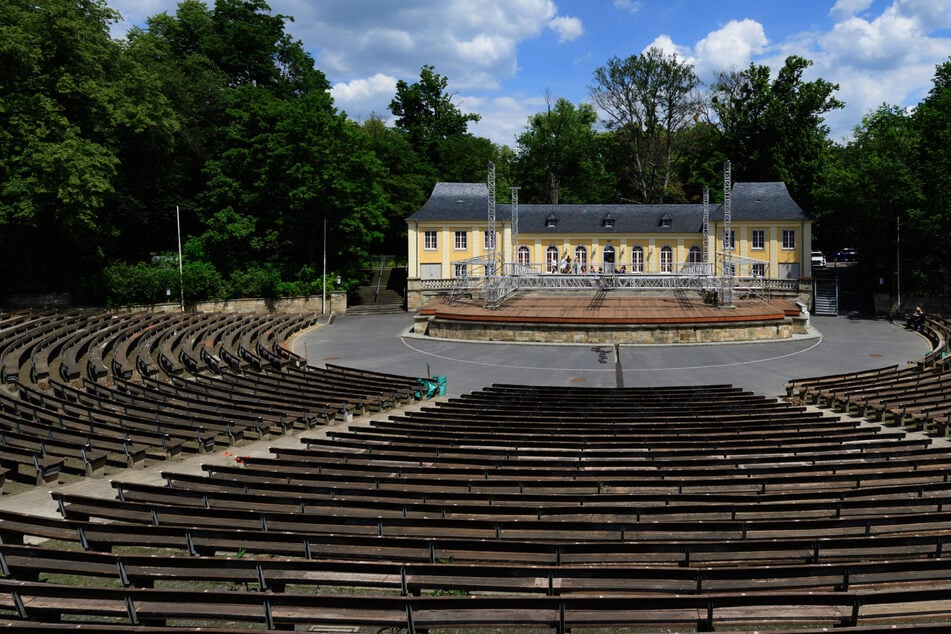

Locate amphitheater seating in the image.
[3,308,951,630]
[1,382,950,630]
[787,314,951,434]
[0,310,420,478]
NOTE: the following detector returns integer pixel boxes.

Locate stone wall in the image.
[418,315,807,345]
[124,292,347,315]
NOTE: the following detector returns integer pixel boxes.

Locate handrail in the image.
[374,255,385,303]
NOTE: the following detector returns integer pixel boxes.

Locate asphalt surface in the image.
[297,312,931,398]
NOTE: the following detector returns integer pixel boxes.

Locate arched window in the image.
[631,246,644,273]
[685,245,703,274]
[660,245,673,273]
[517,245,531,266]
[602,245,616,274]
[545,246,560,273]
[574,246,587,273]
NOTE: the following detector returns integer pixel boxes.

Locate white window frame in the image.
[483,230,496,250]
[454,230,467,250]
[517,246,531,266]
[545,246,559,273]
[752,263,766,277]
[751,229,765,250]
[574,246,587,271]
[423,231,437,251]
[631,246,644,273]
[453,263,467,277]
[782,229,796,250]
[660,246,673,273]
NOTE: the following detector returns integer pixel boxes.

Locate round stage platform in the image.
[414,291,808,344]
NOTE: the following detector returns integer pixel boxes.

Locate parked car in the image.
[829,247,858,262]
[810,251,826,267]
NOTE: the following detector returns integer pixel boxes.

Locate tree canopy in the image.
[1,0,949,303]
[590,47,702,203]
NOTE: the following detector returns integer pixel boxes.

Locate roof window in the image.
[659,213,672,228]
[545,213,557,228]
[601,213,616,228]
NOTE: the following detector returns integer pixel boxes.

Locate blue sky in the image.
[110,0,951,146]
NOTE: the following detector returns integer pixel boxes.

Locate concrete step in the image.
[346,303,406,315]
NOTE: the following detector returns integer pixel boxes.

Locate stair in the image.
[813,269,838,316]
[347,267,406,315]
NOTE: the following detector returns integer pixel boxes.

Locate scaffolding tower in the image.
[721,160,735,307]
[486,161,497,277]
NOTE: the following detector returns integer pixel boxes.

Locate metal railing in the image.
[417,258,798,309]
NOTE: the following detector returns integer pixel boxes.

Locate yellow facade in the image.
[410,220,811,279]
[407,181,813,281]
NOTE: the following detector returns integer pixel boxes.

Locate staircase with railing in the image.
[813,268,839,316]
[347,257,406,315]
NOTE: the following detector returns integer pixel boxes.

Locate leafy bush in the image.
[102,261,164,306]
[101,255,225,306]
[228,264,282,299]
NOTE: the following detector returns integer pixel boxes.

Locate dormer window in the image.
[601,213,616,229]
[659,213,672,229]
[545,213,557,228]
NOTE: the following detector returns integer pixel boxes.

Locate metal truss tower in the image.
[702,186,710,266]
[721,160,735,307]
[486,161,497,276]
[510,186,520,266]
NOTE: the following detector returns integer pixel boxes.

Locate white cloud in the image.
[642,20,767,80]
[643,34,693,63]
[830,0,874,20]
[812,0,951,138]
[548,16,584,43]
[693,19,768,77]
[283,0,560,91]
[821,9,924,71]
[330,73,398,119]
[896,0,951,28]
[466,95,548,148]
[613,0,643,15]
[640,2,951,140]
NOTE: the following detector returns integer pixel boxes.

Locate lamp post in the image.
[322,218,327,315]
[176,205,184,313]
[896,215,901,313]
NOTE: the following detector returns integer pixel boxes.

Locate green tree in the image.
[815,105,922,293]
[129,0,388,290]
[590,47,701,203]
[711,56,843,210]
[0,0,176,292]
[514,96,614,204]
[910,59,951,296]
[361,115,434,256]
[389,65,481,173]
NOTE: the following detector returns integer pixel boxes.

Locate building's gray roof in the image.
[407,181,810,230]
[410,182,493,221]
[508,204,704,234]
[709,181,809,222]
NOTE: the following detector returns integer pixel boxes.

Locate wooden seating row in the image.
[4,341,951,631]
[0,310,425,487]
[787,314,951,435]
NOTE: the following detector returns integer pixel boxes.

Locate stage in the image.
[415,292,808,344]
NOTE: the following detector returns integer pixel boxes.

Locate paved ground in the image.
[298,312,930,397]
[0,311,930,523]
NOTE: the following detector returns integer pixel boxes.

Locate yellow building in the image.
[406,181,813,309]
